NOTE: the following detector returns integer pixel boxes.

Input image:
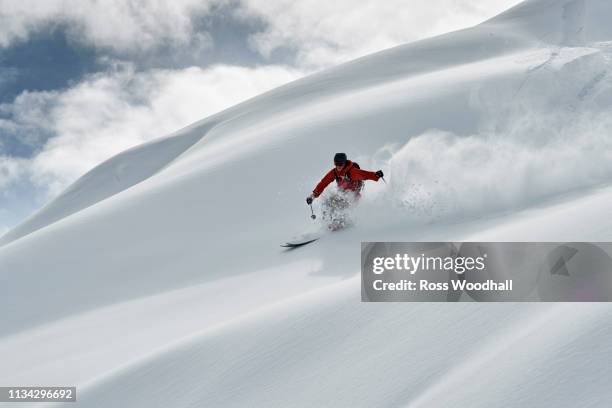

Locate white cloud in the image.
[238,0,523,68]
[1,0,522,64]
[0,155,26,189]
[0,0,221,51]
[3,63,304,197]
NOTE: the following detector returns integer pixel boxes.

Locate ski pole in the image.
[381,176,387,184]
[309,203,317,219]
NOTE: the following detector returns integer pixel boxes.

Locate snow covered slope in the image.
[2,0,612,407]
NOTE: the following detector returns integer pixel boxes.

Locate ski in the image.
[281,231,323,248]
[281,237,320,248]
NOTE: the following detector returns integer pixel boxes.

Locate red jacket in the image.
[312,160,380,197]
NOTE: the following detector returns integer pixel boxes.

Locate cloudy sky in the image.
[0,0,521,235]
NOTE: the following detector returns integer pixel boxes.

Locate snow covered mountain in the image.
[2,0,612,406]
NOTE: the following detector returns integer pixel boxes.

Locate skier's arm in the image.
[350,168,381,181]
[312,170,336,197]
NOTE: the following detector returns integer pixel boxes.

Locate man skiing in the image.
[306,153,383,229]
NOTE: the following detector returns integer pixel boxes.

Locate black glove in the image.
[375,170,384,178]
[306,195,314,205]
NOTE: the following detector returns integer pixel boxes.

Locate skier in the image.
[306,153,383,229]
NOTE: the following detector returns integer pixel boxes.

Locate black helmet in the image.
[334,153,347,166]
